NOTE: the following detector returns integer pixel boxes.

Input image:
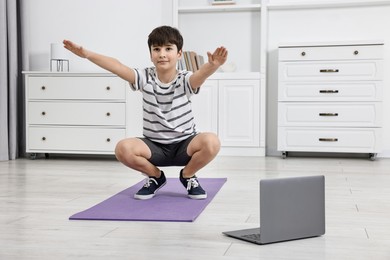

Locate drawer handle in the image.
[301,51,306,56]
[42,137,46,141]
[41,86,46,90]
[106,86,111,91]
[319,138,338,142]
[319,113,338,116]
[354,50,359,55]
[319,90,339,94]
[320,69,339,73]
[41,111,46,116]
[106,112,111,116]
[106,138,111,142]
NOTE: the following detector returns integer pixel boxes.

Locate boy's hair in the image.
[148,26,183,52]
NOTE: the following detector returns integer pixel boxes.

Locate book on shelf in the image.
[178,51,204,72]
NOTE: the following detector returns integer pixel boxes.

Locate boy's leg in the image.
[115,137,166,200]
[182,132,221,178]
[178,132,220,199]
[114,137,161,178]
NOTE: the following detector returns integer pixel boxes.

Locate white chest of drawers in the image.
[24,72,129,158]
[277,42,383,159]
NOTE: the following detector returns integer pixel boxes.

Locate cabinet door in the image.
[218,80,260,147]
[191,80,218,133]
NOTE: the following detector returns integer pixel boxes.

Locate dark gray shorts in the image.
[138,135,197,167]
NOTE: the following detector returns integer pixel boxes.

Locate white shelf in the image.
[208,72,261,80]
[22,71,116,76]
[278,40,385,48]
[178,4,261,13]
[267,0,390,10]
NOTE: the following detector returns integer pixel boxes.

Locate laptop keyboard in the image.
[241,233,261,242]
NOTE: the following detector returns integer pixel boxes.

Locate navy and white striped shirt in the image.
[130,67,199,144]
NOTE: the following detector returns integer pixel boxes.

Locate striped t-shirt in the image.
[130,67,199,144]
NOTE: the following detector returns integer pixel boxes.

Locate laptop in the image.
[223,175,325,244]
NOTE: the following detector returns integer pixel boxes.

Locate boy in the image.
[63,25,227,200]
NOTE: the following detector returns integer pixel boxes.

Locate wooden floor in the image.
[1,155,390,259]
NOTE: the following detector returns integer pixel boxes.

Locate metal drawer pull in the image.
[41,111,46,116]
[319,90,339,93]
[301,51,306,56]
[354,50,359,55]
[106,138,111,142]
[41,86,46,90]
[106,86,110,91]
[319,113,338,116]
[319,138,338,142]
[42,137,46,141]
[106,112,111,116]
[320,69,339,73]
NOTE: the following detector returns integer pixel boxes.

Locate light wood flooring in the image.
[1,155,390,259]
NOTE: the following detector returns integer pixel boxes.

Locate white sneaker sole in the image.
[188,193,207,200]
[134,182,166,200]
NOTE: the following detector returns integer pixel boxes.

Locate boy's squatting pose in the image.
[63,26,228,200]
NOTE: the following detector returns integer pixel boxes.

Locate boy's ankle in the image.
[180,169,192,179]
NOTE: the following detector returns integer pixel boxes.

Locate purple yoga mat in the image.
[69,178,227,222]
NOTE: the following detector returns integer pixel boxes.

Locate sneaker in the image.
[134,171,166,200]
[179,169,207,200]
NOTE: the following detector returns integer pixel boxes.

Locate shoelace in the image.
[143,177,158,188]
[186,177,199,191]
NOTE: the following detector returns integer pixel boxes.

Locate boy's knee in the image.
[114,139,128,161]
[202,133,221,155]
[115,138,151,164]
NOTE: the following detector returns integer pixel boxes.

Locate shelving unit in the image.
[172,0,267,156]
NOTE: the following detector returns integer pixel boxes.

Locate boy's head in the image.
[148,26,183,53]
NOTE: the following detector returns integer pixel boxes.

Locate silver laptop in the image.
[223,175,325,244]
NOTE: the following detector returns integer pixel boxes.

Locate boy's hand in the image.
[63,39,89,58]
[207,46,228,67]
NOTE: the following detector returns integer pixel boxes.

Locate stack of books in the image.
[178,51,204,72]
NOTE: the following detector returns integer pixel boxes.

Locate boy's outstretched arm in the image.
[63,40,136,84]
[189,46,228,90]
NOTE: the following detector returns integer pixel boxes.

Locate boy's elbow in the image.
[189,77,204,90]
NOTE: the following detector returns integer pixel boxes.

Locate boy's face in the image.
[150,44,182,71]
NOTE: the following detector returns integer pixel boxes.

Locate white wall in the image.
[266,4,390,157]
[21,0,173,72]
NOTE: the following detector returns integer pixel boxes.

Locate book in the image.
[178,51,204,72]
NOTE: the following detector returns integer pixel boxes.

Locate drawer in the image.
[28,76,126,100]
[279,60,383,82]
[277,127,382,153]
[278,102,382,127]
[28,102,125,126]
[27,127,126,153]
[278,81,383,102]
[278,44,383,61]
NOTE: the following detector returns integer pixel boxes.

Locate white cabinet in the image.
[24,72,263,158]
[192,75,262,155]
[277,42,384,159]
[24,72,131,157]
